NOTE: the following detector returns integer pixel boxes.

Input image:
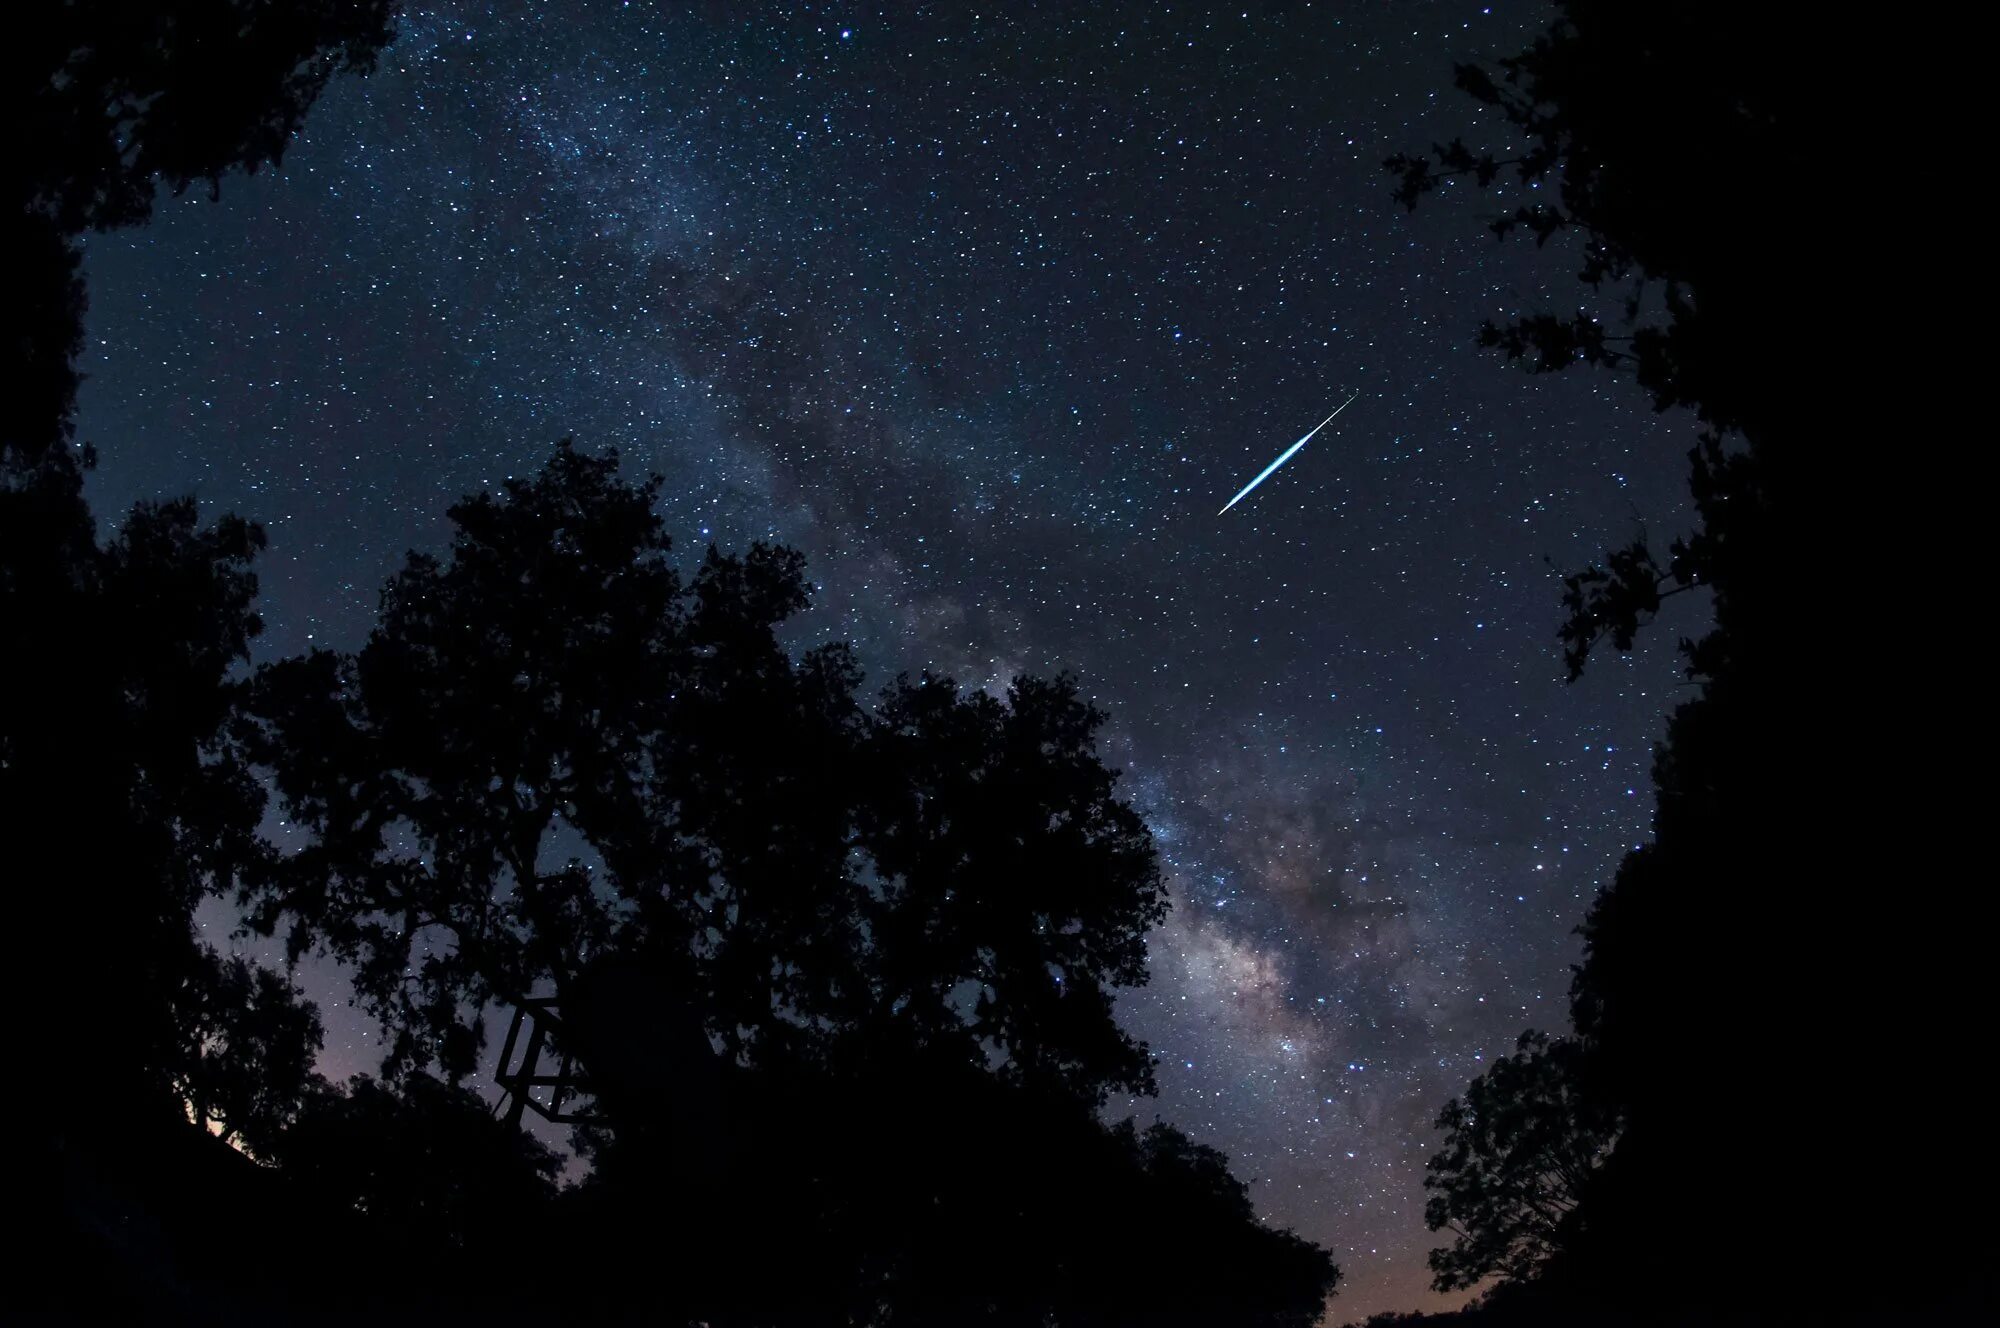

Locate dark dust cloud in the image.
[76,3,1702,1315]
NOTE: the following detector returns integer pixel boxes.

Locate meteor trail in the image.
[1217,390,1361,515]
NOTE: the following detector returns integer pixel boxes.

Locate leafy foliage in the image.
[172,947,325,1157]
[7,8,1331,1322]
[272,1073,561,1251]
[247,442,1167,1110]
[1422,1033,1617,1292]
[238,443,1339,1323]
[1391,4,1975,1318]
[6,1,398,467]
[7,9,393,1305]
[1554,433,1761,680]
[555,1048,1337,1327]
[1382,4,1823,434]
[3,449,331,1158]
[14,0,398,234]
[1382,0,1833,682]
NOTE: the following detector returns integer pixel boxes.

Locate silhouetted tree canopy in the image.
[3,451,320,1141]
[1391,4,1978,1320]
[15,0,397,234]
[13,438,1328,1322]
[272,1072,561,1251]
[1422,1032,1617,1292]
[246,441,1166,1110]
[1383,2,1832,433]
[1382,1,1836,683]
[171,946,324,1158]
[0,7,1340,1323]
[231,442,1337,1324]
[9,10,403,1314]
[6,0,398,465]
[551,1050,1337,1327]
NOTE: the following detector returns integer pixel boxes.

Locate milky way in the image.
[76,3,1705,1316]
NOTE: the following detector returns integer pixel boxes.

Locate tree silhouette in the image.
[16,0,396,233]
[245,441,1166,1109]
[7,0,399,1121]
[8,453,351,1324]
[855,669,1164,1102]
[241,441,1334,1323]
[1382,2,1833,687]
[171,946,325,1158]
[272,1072,561,1253]
[1095,1119,1339,1328]
[1383,3,1829,435]
[1390,4,1977,1319]
[3,453,311,1131]
[548,1049,1337,1327]
[1422,1032,1617,1293]
[8,8,404,1312]
[7,0,398,465]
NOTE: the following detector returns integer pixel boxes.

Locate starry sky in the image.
[76,3,1706,1317]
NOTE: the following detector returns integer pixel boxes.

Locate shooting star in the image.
[1218,390,1362,515]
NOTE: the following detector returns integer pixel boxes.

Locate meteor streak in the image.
[1217,390,1361,515]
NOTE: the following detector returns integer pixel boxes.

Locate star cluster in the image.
[78,3,1703,1315]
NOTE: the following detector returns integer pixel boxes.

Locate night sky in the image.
[76,3,1704,1316]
